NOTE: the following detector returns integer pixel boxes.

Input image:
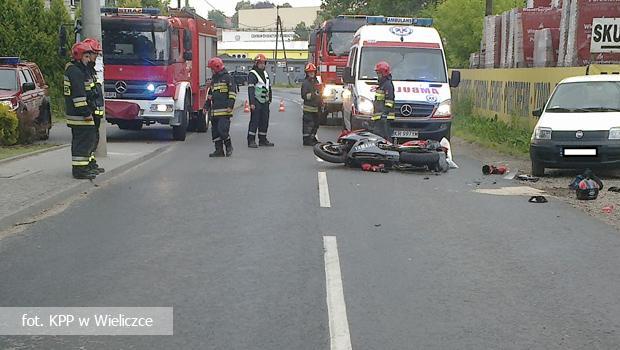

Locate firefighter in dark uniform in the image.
[83,38,105,174]
[247,54,274,148]
[301,63,321,146]
[371,61,395,139]
[64,42,97,179]
[206,57,236,157]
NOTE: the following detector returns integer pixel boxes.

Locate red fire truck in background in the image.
[101,7,217,141]
[309,15,366,125]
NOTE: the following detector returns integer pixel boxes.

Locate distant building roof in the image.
[238,6,320,30]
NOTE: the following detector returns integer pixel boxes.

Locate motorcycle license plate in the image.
[104,92,117,98]
[392,129,419,139]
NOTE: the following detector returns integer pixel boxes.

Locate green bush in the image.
[0,104,19,146]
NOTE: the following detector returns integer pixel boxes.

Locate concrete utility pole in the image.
[82,0,107,157]
[485,0,493,16]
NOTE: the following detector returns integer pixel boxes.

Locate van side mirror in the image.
[183,51,193,61]
[449,70,461,88]
[532,108,543,118]
[343,67,354,84]
[183,29,192,51]
[22,82,36,92]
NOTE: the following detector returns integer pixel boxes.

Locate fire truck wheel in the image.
[172,95,189,141]
[195,110,208,133]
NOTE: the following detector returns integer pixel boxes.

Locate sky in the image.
[171,0,323,18]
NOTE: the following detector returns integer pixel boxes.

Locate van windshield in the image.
[0,69,17,90]
[546,81,620,113]
[358,47,447,83]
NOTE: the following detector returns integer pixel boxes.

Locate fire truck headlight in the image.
[147,83,155,92]
[322,85,338,97]
[154,85,167,94]
[357,96,374,115]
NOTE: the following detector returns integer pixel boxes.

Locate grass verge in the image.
[0,144,58,161]
[452,96,532,157]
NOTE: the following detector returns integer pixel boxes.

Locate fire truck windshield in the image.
[327,32,354,57]
[0,69,17,91]
[102,20,170,66]
[358,47,447,83]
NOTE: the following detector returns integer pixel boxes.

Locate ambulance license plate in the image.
[104,92,117,98]
[392,129,419,138]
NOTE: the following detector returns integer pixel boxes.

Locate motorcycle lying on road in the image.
[313,129,455,173]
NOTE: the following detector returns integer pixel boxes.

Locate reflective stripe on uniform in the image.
[371,115,381,121]
[385,100,394,108]
[94,109,104,116]
[212,108,232,117]
[66,115,95,126]
[248,131,257,136]
[72,156,90,166]
[387,113,396,120]
[228,92,237,99]
[73,96,87,107]
[303,105,319,113]
[213,137,221,142]
[258,132,267,136]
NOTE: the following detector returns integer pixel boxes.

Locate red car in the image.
[0,57,52,140]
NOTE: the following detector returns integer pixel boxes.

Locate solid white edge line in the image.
[323,236,353,350]
[318,172,331,208]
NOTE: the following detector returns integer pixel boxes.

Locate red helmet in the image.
[72,41,93,60]
[255,54,267,63]
[374,61,391,75]
[207,57,225,73]
[304,63,317,72]
[82,38,102,54]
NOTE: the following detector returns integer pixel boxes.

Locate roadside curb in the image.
[0,144,70,165]
[0,143,171,234]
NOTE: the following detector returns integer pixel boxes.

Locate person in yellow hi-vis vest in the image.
[247,54,274,148]
[371,61,395,138]
[64,42,97,180]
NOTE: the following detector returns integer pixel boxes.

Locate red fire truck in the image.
[309,15,366,125]
[101,7,217,141]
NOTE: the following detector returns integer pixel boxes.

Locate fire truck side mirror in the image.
[58,26,67,57]
[343,67,354,84]
[183,29,192,51]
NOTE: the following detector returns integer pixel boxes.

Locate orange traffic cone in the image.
[279,100,285,112]
[244,100,250,113]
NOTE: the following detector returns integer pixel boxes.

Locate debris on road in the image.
[608,186,620,193]
[576,178,600,200]
[528,195,548,203]
[482,164,507,175]
[474,186,545,196]
[602,205,615,214]
[516,174,540,182]
[569,170,604,191]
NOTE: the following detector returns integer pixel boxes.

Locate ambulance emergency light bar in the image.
[366,16,433,27]
[101,7,161,16]
[0,57,20,65]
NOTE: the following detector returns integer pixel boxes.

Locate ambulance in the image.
[342,16,461,142]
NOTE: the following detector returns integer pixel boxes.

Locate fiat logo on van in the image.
[576,130,584,139]
[390,27,413,36]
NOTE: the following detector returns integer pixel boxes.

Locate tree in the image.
[116,0,169,11]
[281,2,293,7]
[431,0,523,67]
[294,22,310,41]
[254,1,276,9]
[208,9,230,29]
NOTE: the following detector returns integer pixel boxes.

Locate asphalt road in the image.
[2,88,620,349]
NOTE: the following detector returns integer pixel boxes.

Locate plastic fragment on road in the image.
[516,174,540,182]
[528,195,548,203]
[482,164,507,175]
[440,138,458,169]
[602,205,615,214]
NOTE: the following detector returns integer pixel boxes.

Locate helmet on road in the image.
[254,54,267,63]
[207,57,225,73]
[72,41,93,60]
[304,63,317,72]
[374,61,391,75]
[82,38,102,54]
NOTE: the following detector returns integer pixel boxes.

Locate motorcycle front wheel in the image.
[313,142,349,164]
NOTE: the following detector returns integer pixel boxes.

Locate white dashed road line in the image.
[318,172,331,208]
[323,236,353,350]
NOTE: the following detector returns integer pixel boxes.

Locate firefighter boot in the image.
[73,166,96,180]
[89,160,105,174]
[248,137,258,148]
[209,140,225,157]
[224,139,233,157]
[259,136,275,147]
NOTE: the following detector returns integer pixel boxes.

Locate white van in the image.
[342,16,460,142]
[530,74,620,176]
